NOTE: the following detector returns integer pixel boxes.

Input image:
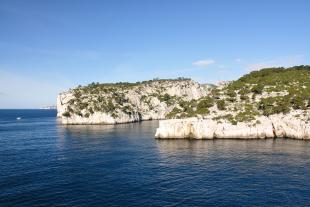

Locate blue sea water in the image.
[0,109,309,207]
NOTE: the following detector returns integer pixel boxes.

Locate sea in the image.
[0,109,309,207]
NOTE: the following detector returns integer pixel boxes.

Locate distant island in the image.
[57,66,310,140]
[40,105,57,110]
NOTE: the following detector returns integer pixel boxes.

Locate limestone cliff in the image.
[155,113,310,140]
[57,66,310,139]
[57,78,207,124]
[154,66,310,139]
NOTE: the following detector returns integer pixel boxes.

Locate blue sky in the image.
[0,0,309,108]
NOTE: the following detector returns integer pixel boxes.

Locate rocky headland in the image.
[57,66,310,139]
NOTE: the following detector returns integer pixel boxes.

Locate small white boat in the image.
[16,117,21,120]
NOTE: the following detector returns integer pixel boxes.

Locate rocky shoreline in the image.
[57,67,310,139]
[155,114,310,140]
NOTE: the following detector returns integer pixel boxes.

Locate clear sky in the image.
[0,0,309,108]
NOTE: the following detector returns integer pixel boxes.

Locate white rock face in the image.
[57,80,207,124]
[57,92,73,118]
[270,115,310,139]
[155,114,310,140]
[57,78,310,140]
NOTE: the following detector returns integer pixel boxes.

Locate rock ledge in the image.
[155,115,310,140]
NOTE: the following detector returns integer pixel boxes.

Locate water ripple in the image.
[0,110,309,206]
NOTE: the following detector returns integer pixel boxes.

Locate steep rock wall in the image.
[155,114,310,140]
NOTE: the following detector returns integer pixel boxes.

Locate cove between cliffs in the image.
[58,114,310,140]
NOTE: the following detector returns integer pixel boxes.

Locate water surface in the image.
[0,110,309,206]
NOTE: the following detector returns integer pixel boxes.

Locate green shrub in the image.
[89,108,94,114]
[213,114,236,124]
[240,95,249,101]
[259,96,291,116]
[67,106,74,113]
[216,100,226,110]
[251,84,264,94]
[195,107,210,115]
[76,111,83,117]
[140,95,147,101]
[114,94,128,105]
[227,97,236,102]
[211,89,221,98]
[166,107,183,118]
[238,87,250,95]
[197,97,214,108]
[62,111,71,117]
[179,100,196,112]
[111,112,118,118]
[122,105,133,115]
[226,90,237,97]
[291,96,306,110]
[235,111,256,122]
[106,100,115,112]
[73,90,82,98]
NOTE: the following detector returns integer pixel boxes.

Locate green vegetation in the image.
[158,93,176,106]
[194,98,212,115]
[213,114,237,125]
[197,97,214,108]
[226,89,237,97]
[251,84,264,94]
[216,100,226,110]
[166,107,183,119]
[216,65,310,123]
[258,96,291,116]
[166,98,213,119]
[63,78,195,118]
[62,111,71,117]
[62,66,310,124]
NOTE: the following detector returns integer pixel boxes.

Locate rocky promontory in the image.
[57,66,310,139]
[57,78,208,124]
